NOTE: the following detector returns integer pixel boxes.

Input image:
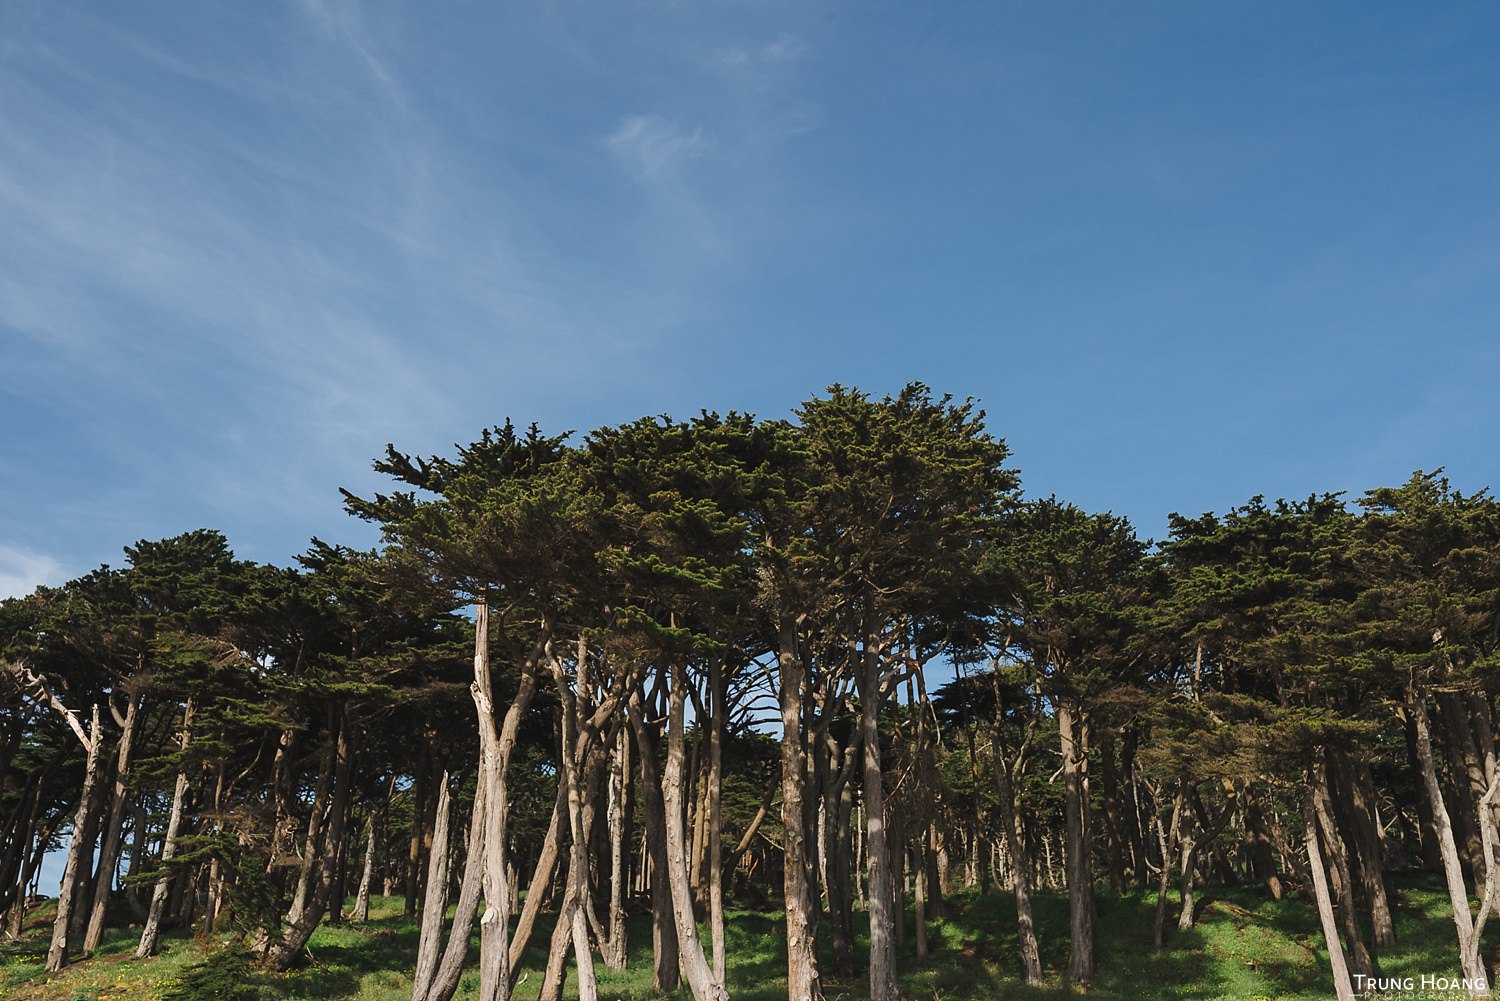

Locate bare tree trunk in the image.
[48,705,103,972]
[353,778,388,925]
[913,842,928,959]
[1305,788,1357,1001]
[83,696,140,955]
[509,782,565,979]
[266,714,355,970]
[628,690,680,993]
[1409,690,1491,997]
[469,599,542,1001]
[1312,758,1374,983]
[992,724,1042,983]
[707,655,726,983]
[662,660,727,1001]
[1058,700,1094,983]
[423,783,487,1001]
[138,700,193,957]
[549,637,602,1001]
[1176,795,1198,932]
[858,630,896,1001]
[1153,782,1184,950]
[1241,781,1284,899]
[781,619,824,1001]
[410,772,453,1001]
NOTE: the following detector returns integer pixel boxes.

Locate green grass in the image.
[0,878,1479,1000]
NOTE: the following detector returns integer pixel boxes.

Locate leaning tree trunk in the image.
[509,782,566,981]
[1312,758,1374,983]
[48,705,103,972]
[1305,786,1357,1001]
[138,700,193,958]
[1409,689,1491,998]
[410,772,453,1001]
[422,783,488,1001]
[83,696,140,956]
[266,714,355,970]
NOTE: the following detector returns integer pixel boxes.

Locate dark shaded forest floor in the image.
[0,877,1478,1000]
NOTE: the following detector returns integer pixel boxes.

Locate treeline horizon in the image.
[3,382,1499,1001]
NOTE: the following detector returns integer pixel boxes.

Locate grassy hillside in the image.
[1,879,1475,1000]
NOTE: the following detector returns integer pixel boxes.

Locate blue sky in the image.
[3,0,1499,593]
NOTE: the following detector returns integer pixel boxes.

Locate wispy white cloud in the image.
[716,34,808,69]
[0,544,66,600]
[605,114,707,181]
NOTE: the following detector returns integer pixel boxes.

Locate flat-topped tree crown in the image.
[342,420,600,610]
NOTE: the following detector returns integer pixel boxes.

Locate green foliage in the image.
[161,947,265,1001]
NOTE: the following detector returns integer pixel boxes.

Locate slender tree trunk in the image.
[508,781,565,980]
[1176,795,1198,932]
[1241,781,1284,899]
[83,696,140,955]
[471,599,512,1001]
[1409,690,1491,996]
[424,784,487,1001]
[1305,788,1357,1001]
[913,842,928,959]
[1058,699,1094,983]
[138,700,193,958]
[353,813,377,923]
[1153,782,1184,950]
[469,599,542,1001]
[857,625,900,1001]
[1328,748,1395,949]
[1100,730,1127,893]
[628,690,680,993]
[707,654,726,982]
[548,637,603,1001]
[405,756,427,919]
[991,725,1042,983]
[48,705,103,972]
[1311,758,1374,983]
[661,660,727,1001]
[410,772,453,1001]
[267,714,355,970]
[596,723,630,971]
[781,618,824,1001]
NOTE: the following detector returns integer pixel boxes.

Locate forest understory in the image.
[3,878,1481,1001]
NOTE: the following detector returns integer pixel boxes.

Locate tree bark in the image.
[1305,787,1357,1001]
[424,783,488,1001]
[1409,689,1491,996]
[83,696,139,956]
[469,599,542,1001]
[628,689,680,993]
[661,660,727,1001]
[1058,699,1094,983]
[1311,758,1374,983]
[48,704,104,972]
[410,772,453,1001]
[991,721,1043,983]
[781,618,824,1001]
[138,700,193,958]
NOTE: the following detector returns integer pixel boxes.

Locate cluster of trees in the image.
[3,383,1499,1001]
